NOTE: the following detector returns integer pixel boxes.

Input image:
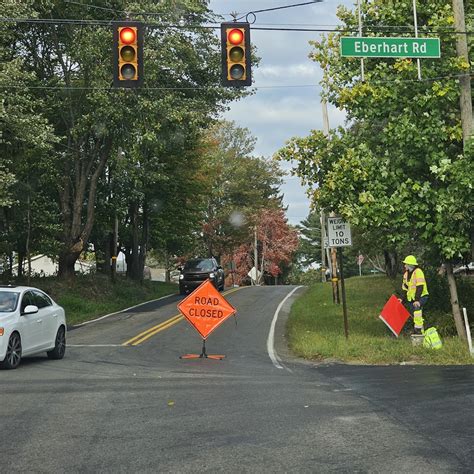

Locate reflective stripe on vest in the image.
[403,268,429,301]
[413,310,424,329]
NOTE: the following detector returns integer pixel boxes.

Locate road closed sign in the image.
[327,217,352,247]
[177,280,236,339]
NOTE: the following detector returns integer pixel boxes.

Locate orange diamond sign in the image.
[177,280,236,339]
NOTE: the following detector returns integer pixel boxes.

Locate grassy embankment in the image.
[4,275,177,326]
[287,275,474,365]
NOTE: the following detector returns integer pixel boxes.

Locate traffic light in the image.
[221,22,251,87]
[113,22,143,88]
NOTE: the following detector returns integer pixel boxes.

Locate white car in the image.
[0,285,66,369]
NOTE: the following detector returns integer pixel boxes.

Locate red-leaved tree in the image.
[223,208,298,285]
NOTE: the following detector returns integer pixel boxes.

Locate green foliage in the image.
[199,120,284,259]
[295,209,322,268]
[1,2,256,276]
[277,0,473,265]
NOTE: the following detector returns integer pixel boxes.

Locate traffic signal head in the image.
[221,22,251,87]
[113,22,143,88]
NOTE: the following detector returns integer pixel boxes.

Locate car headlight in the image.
[179,274,184,280]
[209,272,215,279]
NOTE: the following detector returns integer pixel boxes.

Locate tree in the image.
[277,0,473,337]
[199,121,284,260]
[295,209,322,269]
[225,208,298,285]
[1,1,59,275]
[5,1,250,279]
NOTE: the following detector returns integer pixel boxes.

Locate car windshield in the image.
[0,291,19,312]
[184,259,214,271]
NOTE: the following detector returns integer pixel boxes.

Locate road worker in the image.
[401,255,429,334]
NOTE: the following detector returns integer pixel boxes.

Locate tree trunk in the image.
[383,250,398,279]
[138,201,149,283]
[58,250,80,279]
[444,261,467,340]
[128,201,141,281]
[17,252,24,278]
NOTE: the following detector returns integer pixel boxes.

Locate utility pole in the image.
[320,211,327,282]
[452,0,473,148]
[322,100,340,303]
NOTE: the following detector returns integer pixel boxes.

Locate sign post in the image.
[357,253,364,277]
[177,280,236,360]
[327,217,352,339]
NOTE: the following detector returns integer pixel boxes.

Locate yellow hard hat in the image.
[403,255,418,265]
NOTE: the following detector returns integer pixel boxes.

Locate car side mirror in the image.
[23,305,39,315]
[217,266,223,270]
[177,266,183,272]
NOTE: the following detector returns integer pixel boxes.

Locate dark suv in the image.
[179,258,225,294]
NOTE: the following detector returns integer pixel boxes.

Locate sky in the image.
[208,0,355,225]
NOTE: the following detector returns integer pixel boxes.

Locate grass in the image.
[287,275,474,365]
[3,274,177,326]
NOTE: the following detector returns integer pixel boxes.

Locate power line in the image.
[0,73,471,92]
[1,17,473,35]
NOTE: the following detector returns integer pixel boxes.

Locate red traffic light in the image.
[221,22,251,87]
[120,27,136,45]
[228,28,244,45]
[113,22,143,88]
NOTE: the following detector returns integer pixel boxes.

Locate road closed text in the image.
[190,296,224,318]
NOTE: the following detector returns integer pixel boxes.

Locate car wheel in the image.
[0,332,22,370]
[179,285,186,295]
[47,326,66,360]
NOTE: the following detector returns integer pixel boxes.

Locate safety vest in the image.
[402,268,429,301]
[423,327,442,350]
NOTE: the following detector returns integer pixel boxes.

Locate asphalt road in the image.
[1,285,473,473]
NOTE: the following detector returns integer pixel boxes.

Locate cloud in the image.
[209,0,355,224]
[257,63,321,82]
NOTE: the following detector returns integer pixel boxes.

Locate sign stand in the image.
[180,338,225,360]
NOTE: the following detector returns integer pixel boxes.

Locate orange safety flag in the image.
[379,295,411,337]
[177,280,236,339]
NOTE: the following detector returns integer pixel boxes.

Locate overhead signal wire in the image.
[1,17,473,35]
[0,73,472,92]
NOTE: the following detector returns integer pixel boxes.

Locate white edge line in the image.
[72,293,177,328]
[267,286,303,370]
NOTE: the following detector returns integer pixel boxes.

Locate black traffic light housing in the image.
[113,21,144,88]
[221,22,251,87]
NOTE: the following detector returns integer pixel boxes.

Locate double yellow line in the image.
[122,287,243,347]
[123,314,184,346]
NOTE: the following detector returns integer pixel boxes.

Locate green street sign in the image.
[340,37,440,58]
